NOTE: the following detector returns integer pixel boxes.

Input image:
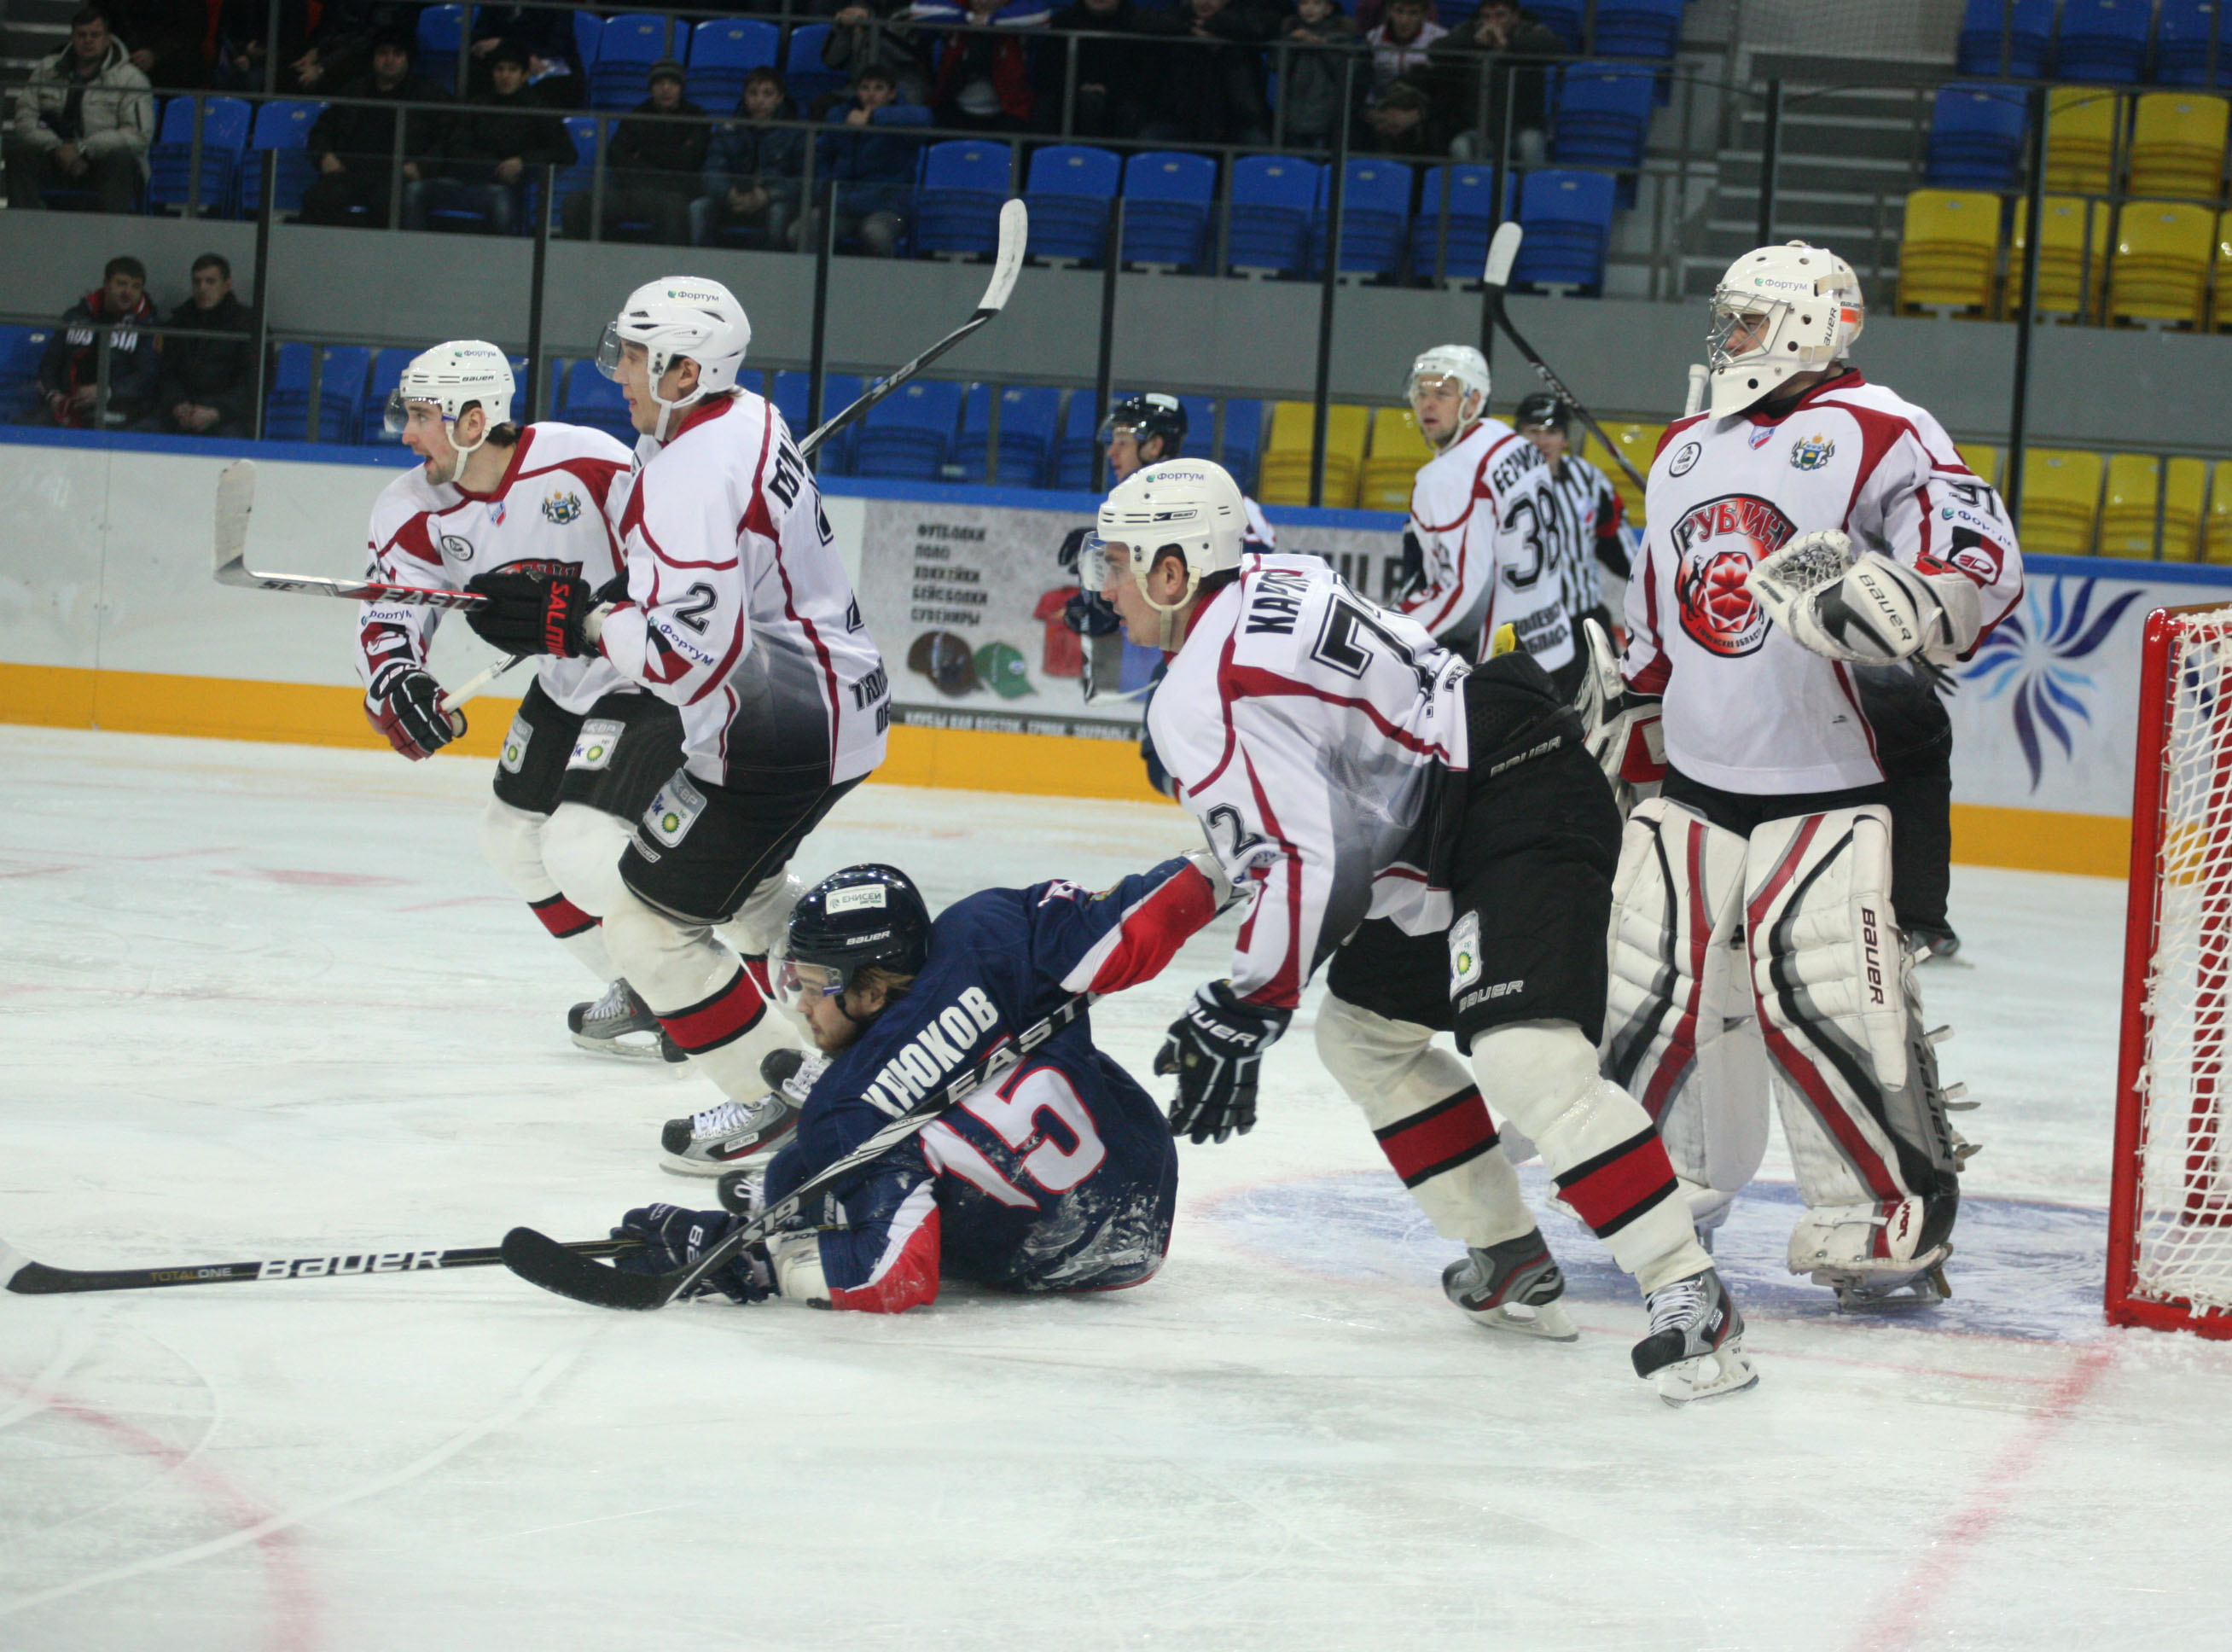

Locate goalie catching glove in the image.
[1157,980,1290,1144]
[1746,530,1982,666]
[462,564,614,659]
[364,660,464,760]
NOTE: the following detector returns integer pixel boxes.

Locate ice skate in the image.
[1908,922,1962,965]
[659,1048,825,1175]
[1632,1267,1758,1405]
[1441,1229,1578,1341]
[570,979,686,1063]
[1817,1258,1953,1311]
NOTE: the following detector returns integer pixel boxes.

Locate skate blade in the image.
[572,1029,673,1062]
[1461,1299,1580,1342]
[1825,1262,1952,1311]
[1654,1340,1759,1407]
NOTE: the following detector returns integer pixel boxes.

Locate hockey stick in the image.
[502,986,1096,1311]
[2,1234,637,1296]
[212,460,491,608]
[797,197,1028,457]
[1480,223,1649,496]
[437,652,528,714]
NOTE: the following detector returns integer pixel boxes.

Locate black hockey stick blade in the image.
[501,1226,671,1311]
[2,1235,636,1295]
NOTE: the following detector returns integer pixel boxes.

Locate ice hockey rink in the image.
[3,723,2229,1652]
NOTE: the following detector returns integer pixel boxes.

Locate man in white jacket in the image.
[5,9,153,213]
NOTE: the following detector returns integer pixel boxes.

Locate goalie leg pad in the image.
[602,889,805,1105]
[1316,992,1536,1250]
[1601,799,1771,1230]
[1470,1020,1712,1294]
[481,797,614,980]
[1745,807,1962,1283]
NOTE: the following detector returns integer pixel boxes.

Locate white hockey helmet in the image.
[1706,241,1864,417]
[384,340,514,480]
[596,275,752,439]
[1404,344,1491,447]
[1090,459,1249,647]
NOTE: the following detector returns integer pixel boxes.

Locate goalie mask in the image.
[1090,460,1249,651]
[384,340,514,482]
[1706,241,1863,418]
[596,276,752,441]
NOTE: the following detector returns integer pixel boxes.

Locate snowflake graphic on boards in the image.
[1961,576,2143,791]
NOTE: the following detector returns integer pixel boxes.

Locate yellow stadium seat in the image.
[1357,407,1435,512]
[2207,463,2232,565]
[2128,93,2229,202]
[2108,201,2216,326]
[1583,422,1664,525]
[1955,443,2002,486]
[2017,447,2105,555]
[1898,190,2002,315]
[2006,195,2113,317]
[1259,401,1369,506]
[2099,455,2165,558]
[2045,85,2119,195]
[2215,210,2232,329]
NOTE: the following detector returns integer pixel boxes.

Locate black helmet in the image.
[1097,393,1187,457]
[1513,392,1570,433]
[782,864,932,1007]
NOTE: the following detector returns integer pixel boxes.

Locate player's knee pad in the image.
[539,801,632,919]
[717,867,805,957]
[1745,806,1962,1280]
[1601,798,1769,1224]
[478,798,558,902]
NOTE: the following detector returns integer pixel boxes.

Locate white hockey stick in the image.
[212,460,489,609]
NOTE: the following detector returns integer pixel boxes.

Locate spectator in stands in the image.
[299,31,452,228]
[696,67,806,248]
[815,63,931,256]
[915,0,1049,132]
[1038,0,1149,139]
[563,59,706,245]
[1276,0,1362,149]
[152,252,254,438]
[4,8,154,214]
[1135,0,1275,148]
[34,254,159,428]
[1358,77,1436,156]
[1365,0,1444,94]
[289,1,433,93]
[471,6,579,82]
[410,39,573,234]
[107,0,212,90]
[1424,0,1562,161]
[820,0,932,110]
[215,0,311,92]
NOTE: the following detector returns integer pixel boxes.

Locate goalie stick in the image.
[2,1233,637,1295]
[502,986,1096,1311]
[1481,222,1649,496]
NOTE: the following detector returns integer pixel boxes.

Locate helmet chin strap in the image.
[647,347,706,443]
[1423,390,1485,453]
[443,409,492,485]
[1135,553,1201,651]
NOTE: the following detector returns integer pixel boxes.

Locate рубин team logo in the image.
[1671,493,1798,657]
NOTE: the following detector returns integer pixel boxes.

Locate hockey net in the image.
[2111,604,2232,1339]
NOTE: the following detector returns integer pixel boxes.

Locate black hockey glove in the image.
[1063,589,1122,637]
[462,565,604,658]
[1396,527,1427,602]
[1156,980,1290,1144]
[364,660,463,761]
[609,1204,773,1304]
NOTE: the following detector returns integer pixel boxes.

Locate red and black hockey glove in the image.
[364,660,464,761]
[462,565,604,658]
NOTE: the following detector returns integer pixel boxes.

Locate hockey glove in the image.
[609,1203,773,1303]
[462,565,607,658]
[1571,617,1664,791]
[364,660,465,761]
[1156,980,1290,1144]
[1748,533,1982,667]
[1396,528,1427,602]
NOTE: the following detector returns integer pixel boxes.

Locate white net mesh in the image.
[2132,608,2232,1317]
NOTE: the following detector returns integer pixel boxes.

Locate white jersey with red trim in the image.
[1625,370,2022,794]
[354,423,633,714]
[1398,414,1575,671]
[1148,554,1470,1010]
[599,392,888,788]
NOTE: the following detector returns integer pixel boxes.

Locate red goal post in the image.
[2111,603,2232,1339]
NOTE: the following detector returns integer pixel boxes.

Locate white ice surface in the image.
[3,725,2230,1652]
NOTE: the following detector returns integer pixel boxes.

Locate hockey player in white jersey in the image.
[355,340,695,1062]
[461,278,892,1174]
[1595,241,2021,1307]
[1085,458,1755,1404]
[1396,345,1579,691]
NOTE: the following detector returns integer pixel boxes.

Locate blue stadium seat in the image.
[963,384,1060,485]
[574,10,602,74]
[1120,151,1217,270]
[1588,0,1683,61]
[1527,1,1584,50]
[0,324,54,421]
[590,15,672,111]
[855,379,965,480]
[238,99,323,217]
[915,140,1010,259]
[263,342,315,439]
[557,360,638,445]
[314,346,370,442]
[688,19,780,110]
[2156,1,2232,90]
[1218,398,1262,495]
[1228,155,1321,277]
[361,346,418,443]
[1315,158,1411,279]
[1926,83,2029,191]
[2054,0,2150,84]
[1408,164,1507,282]
[1514,170,1615,294]
[771,370,863,469]
[1055,390,1102,491]
[148,96,249,217]
[1956,0,2053,77]
[547,114,602,236]
[1551,64,1655,171]
[1025,145,1121,265]
[417,4,467,61]
[783,24,845,107]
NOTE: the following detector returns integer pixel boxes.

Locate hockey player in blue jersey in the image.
[607,852,1232,1312]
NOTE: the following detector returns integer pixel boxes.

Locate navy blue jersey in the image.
[760,854,1220,1312]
